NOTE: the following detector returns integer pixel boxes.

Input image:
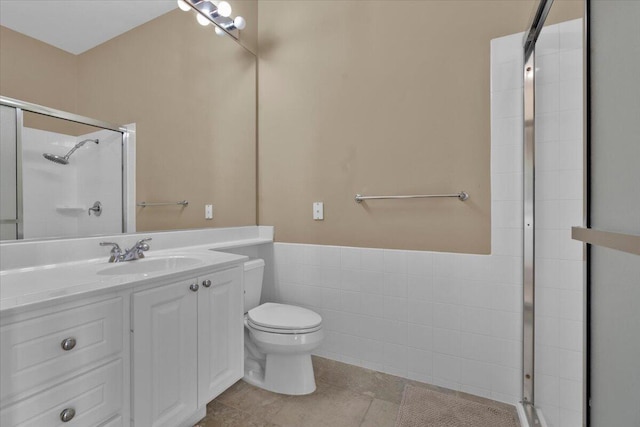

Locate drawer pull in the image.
[61,338,77,351]
[202,279,212,288]
[60,407,76,422]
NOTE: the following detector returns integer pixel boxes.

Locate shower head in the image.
[43,138,99,165]
[43,153,70,165]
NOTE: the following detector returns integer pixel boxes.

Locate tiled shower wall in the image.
[267,19,583,418]
[534,19,584,427]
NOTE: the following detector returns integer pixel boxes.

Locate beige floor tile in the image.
[269,380,373,427]
[216,379,288,420]
[196,401,280,427]
[313,356,406,404]
[359,399,399,427]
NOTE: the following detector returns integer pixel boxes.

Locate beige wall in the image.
[257,0,583,253]
[77,10,257,231]
[0,2,258,232]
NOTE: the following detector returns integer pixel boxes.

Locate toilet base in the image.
[243,353,317,395]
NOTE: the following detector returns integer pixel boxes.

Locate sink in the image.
[97,256,204,276]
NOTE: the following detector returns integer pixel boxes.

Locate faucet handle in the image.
[134,238,152,251]
[100,242,122,263]
[100,242,121,252]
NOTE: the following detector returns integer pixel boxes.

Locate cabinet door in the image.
[197,267,244,406]
[132,279,198,427]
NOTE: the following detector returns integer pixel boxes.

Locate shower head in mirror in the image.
[43,138,99,165]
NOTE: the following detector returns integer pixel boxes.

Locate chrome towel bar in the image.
[137,200,189,207]
[355,191,469,203]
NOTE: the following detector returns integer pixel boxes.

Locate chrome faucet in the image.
[100,238,152,263]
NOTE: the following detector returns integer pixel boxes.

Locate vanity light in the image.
[178,0,246,38]
[216,16,246,35]
[233,16,246,30]
[217,1,232,18]
[196,13,210,26]
[177,0,191,12]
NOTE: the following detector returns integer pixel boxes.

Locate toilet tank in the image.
[243,258,265,313]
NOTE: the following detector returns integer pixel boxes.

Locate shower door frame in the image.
[0,96,132,239]
[521,0,555,425]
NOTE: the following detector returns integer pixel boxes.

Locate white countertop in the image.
[0,247,248,315]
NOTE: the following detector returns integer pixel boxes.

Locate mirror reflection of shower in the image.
[43,138,99,165]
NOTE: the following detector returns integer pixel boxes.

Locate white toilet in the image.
[243,259,324,395]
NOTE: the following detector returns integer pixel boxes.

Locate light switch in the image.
[205,204,213,220]
[313,202,324,220]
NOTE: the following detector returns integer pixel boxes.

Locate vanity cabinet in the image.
[132,266,243,427]
[0,295,127,427]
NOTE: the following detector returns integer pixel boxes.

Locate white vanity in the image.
[0,227,272,427]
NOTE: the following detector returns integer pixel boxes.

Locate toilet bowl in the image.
[243,259,324,395]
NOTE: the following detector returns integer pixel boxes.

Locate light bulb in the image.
[196,13,210,26]
[218,1,232,17]
[177,0,191,11]
[214,26,225,36]
[233,16,246,30]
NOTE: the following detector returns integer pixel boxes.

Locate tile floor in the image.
[195,356,519,427]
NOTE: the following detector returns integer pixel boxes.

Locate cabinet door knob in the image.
[189,283,199,292]
[202,279,212,288]
[60,408,76,422]
[61,338,76,351]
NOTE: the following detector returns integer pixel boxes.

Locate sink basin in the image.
[97,256,204,276]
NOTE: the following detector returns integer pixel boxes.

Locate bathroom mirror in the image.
[0,1,257,241]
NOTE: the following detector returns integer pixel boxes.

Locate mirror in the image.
[0,1,257,241]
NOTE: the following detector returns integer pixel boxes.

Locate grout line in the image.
[358,399,375,427]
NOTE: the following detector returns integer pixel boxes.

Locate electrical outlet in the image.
[313,202,324,220]
[205,204,213,220]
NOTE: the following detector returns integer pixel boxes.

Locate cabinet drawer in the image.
[0,297,123,402]
[98,414,123,427]
[0,358,123,427]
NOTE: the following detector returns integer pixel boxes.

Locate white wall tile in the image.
[340,268,361,291]
[383,249,408,274]
[406,251,433,276]
[340,247,361,270]
[361,248,384,272]
[407,275,433,301]
[408,323,433,351]
[460,359,493,391]
[408,299,433,326]
[383,273,408,298]
[433,353,461,384]
[408,348,433,376]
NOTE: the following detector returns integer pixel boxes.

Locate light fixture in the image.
[181,0,246,39]
[177,0,191,12]
[233,16,246,30]
[217,1,232,17]
[196,13,210,26]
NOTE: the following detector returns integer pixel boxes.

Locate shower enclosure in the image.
[0,97,133,241]
[520,1,640,426]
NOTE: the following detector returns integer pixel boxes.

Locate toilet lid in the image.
[247,303,322,331]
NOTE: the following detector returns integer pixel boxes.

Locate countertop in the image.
[0,247,248,315]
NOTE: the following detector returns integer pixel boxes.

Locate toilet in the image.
[243,258,324,395]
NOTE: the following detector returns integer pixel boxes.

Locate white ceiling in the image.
[0,1,178,55]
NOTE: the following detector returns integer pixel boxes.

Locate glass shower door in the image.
[581,1,640,426]
[0,105,20,240]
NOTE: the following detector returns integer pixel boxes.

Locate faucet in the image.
[100,238,152,263]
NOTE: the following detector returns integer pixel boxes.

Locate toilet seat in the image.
[246,318,322,334]
[247,303,322,334]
